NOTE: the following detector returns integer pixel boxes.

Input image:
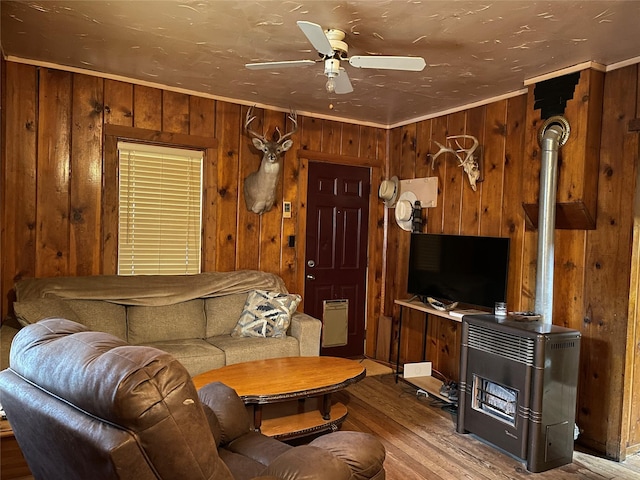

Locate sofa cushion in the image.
[207,335,299,365]
[231,291,301,339]
[14,298,127,341]
[13,298,80,327]
[63,300,127,341]
[140,339,225,377]
[204,293,248,337]
[128,299,206,344]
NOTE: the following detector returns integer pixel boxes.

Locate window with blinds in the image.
[117,142,203,275]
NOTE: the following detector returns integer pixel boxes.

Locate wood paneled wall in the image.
[2,58,639,460]
[600,64,640,459]
[0,61,386,356]
[385,65,640,460]
[385,95,528,382]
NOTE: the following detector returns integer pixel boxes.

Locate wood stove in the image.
[457,314,580,473]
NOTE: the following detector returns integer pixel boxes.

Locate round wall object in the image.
[395,191,417,231]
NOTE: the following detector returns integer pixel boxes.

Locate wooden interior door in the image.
[304,162,370,357]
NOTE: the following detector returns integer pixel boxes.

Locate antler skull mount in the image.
[429,135,482,191]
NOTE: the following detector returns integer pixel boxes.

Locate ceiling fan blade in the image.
[349,56,426,71]
[297,21,334,56]
[334,68,353,94]
[246,60,316,70]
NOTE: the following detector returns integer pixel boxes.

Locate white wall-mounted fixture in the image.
[398,177,438,208]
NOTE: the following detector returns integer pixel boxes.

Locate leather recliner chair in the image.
[0,318,385,480]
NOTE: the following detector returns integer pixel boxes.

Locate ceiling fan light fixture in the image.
[324,58,341,93]
[250,21,425,95]
[326,77,336,94]
[324,58,340,76]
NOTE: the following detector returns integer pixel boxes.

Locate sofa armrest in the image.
[288,312,321,356]
[198,382,251,445]
[310,431,386,479]
[262,445,352,480]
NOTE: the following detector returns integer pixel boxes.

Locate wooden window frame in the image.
[103,125,217,275]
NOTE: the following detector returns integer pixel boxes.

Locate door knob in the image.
[306,274,316,280]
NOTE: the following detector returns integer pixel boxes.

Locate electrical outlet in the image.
[283,201,292,218]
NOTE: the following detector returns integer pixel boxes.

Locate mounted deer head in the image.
[243,106,298,214]
[429,135,482,191]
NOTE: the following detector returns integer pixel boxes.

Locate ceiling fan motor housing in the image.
[325,28,348,58]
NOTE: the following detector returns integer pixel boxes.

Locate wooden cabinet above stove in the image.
[523,68,605,230]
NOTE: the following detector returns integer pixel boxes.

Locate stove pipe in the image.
[534,116,570,324]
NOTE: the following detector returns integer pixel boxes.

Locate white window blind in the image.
[118,142,203,275]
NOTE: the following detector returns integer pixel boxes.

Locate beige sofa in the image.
[8,270,321,376]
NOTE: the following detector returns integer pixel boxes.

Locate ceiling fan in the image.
[245,21,426,94]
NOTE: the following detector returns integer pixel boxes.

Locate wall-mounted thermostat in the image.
[283,201,292,218]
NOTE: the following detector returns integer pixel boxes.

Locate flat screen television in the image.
[407,233,510,309]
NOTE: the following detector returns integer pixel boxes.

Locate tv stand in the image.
[395,297,487,322]
[393,298,489,403]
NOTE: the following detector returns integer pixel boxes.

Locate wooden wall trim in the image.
[103,124,218,274]
[0,57,5,318]
[295,157,309,312]
[366,166,383,357]
[297,149,383,168]
[104,124,217,148]
[621,108,640,459]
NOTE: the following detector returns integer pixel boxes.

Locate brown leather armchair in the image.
[0,318,385,480]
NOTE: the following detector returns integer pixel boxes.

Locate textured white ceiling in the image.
[2,0,640,127]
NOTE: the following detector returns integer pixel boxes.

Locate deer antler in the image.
[448,135,481,191]
[429,135,482,191]
[429,140,459,169]
[275,109,298,143]
[246,106,298,144]
[245,106,268,142]
[448,135,479,167]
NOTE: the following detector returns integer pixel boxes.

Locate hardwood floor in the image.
[334,373,640,480]
[7,371,639,479]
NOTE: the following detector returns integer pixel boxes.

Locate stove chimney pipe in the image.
[535,116,570,324]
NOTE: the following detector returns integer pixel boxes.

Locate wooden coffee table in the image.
[192,356,365,440]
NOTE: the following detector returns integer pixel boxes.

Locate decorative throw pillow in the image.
[231,290,301,339]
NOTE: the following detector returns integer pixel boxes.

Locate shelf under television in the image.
[401,374,456,404]
[394,298,490,322]
[394,297,492,406]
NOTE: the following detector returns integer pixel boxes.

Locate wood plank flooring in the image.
[333,373,640,480]
[8,371,639,479]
